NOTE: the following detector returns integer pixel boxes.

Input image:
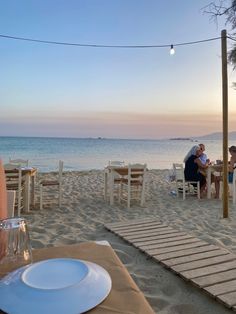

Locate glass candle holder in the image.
[0,217,32,277]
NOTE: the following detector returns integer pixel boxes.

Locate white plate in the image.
[0,258,112,314]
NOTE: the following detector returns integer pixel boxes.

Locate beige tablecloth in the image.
[0,241,155,314]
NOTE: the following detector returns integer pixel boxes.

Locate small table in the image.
[0,241,154,314]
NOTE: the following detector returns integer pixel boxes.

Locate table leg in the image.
[110,170,114,205]
[24,174,30,212]
[31,175,35,207]
[207,167,211,199]
[104,170,108,201]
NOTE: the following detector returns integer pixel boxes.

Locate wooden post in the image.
[221,29,228,218]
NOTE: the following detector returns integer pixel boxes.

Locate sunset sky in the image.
[1,0,235,139]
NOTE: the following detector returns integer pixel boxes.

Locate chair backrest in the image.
[173,163,185,181]
[4,163,22,182]
[4,163,23,216]
[128,163,147,184]
[108,160,125,167]
[7,190,16,218]
[9,158,29,167]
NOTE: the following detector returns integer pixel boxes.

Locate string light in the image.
[170,44,175,55]
[0,33,235,54]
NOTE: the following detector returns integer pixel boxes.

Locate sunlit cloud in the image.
[1,110,235,139]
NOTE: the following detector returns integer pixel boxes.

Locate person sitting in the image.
[198,143,210,176]
[215,145,236,198]
[183,145,209,197]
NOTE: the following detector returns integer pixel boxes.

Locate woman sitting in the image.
[183,145,209,197]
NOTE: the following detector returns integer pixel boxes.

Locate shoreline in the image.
[25,169,235,313]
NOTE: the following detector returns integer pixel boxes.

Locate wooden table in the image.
[0,241,154,314]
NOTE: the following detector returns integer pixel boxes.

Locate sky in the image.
[0,0,235,139]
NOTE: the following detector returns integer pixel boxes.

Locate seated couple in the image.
[183,145,211,198]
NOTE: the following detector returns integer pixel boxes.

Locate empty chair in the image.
[4,163,25,216]
[104,160,125,201]
[173,163,200,200]
[119,163,147,208]
[39,160,63,210]
[7,190,16,217]
[9,158,29,167]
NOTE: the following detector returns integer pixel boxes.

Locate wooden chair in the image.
[4,163,25,216]
[173,163,200,200]
[119,163,147,208]
[104,161,125,201]
[7,190,16,217]
[39,160,63,210]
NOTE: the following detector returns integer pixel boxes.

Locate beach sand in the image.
[24,169,236,314]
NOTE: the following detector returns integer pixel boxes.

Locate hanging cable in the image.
[0,33,222,48]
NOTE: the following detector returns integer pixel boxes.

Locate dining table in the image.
[0,241,155,314]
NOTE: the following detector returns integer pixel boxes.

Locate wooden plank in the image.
[147,240,207,256]
[163,249,230,267]
[118,225,169,236]
[172,253,236,272]
[205,279,236,296]
[125,228,175,240]
[108,221,162,231]
[133,234,193,247]
[153,245,219,261]
[192,269,236,288]
[105,218,156,228]
[181,260,236,280]
[217,291,236,307]
[132,232,189,245]
[140,238,200,251]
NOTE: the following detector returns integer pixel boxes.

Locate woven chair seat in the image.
[40,180,59,186]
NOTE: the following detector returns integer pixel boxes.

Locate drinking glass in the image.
[0,217,32,277]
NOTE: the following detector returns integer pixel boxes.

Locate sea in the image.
[0,136,232,172]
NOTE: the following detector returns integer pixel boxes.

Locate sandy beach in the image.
[24,169,236,314]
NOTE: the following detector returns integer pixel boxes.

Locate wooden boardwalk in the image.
[105,218,236,311]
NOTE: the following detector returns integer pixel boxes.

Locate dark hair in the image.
[229,146,236,152]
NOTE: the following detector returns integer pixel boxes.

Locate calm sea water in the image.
[0,136,231,172]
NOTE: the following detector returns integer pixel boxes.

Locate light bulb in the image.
[170,44,175,55]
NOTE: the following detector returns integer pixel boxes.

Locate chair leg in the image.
[183,183,186,200]
[59,184,62,208]
[40,184,43,210]
[141,183,145,206]
[197,182,200,199]
[233,182,236,204]
[17,188,21,216]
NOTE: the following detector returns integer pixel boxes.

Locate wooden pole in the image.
[221,29,228,218]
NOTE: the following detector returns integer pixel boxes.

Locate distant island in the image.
[169,132,236,141]
[194,131,236,140]
[170,137,197,141]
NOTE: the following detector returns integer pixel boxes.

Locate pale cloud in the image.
[1,111,234,139]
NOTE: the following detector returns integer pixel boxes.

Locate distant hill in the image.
[194,132,236,140]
